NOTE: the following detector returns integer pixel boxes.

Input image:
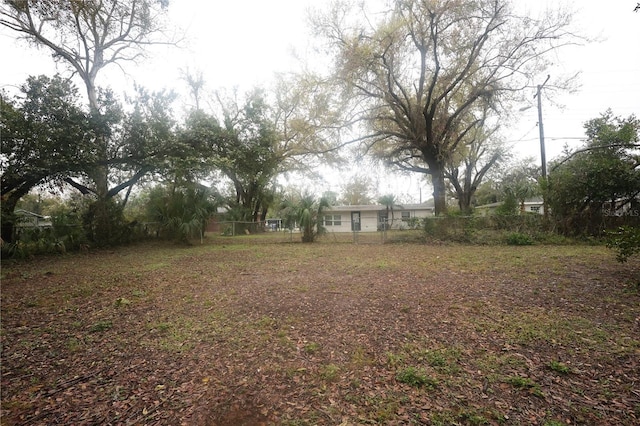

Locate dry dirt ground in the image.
[1,233,639,425]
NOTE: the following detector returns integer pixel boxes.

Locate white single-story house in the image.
[322,204,436,233]
[475,199,545,216]
[14,209,53,228]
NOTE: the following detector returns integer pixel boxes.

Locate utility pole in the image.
[535,75,550,219]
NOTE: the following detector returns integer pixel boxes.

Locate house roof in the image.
[328,204,435,212]
[475,198,544,209]
[15,209,47,219]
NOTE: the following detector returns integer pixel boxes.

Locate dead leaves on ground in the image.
[1,238,639,425]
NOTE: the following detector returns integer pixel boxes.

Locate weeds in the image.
[506,376,544,397]
[304,342,320,354]
[505,232,534,246]
[548,360,571,374]
[396,367,438,389]
[89,320,113,333]
[319,364,340,382]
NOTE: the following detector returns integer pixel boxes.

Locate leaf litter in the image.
[1,236,639,425]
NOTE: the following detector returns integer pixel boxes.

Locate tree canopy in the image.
[1,75,92,242]
[546,110,640,234]
[312,0,580,215]
[0,0,172,111]
[1,0,178,244]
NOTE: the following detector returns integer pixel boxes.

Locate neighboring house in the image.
[475,199,545,216]
[14,209,53,229]
[265,218,282,231]
[322,204,436,233]
[603,196,640,217]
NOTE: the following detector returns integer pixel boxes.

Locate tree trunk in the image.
[1,196,19,243]
[1,180,39,243]
[430,167,448,216]
[458,191,473,214]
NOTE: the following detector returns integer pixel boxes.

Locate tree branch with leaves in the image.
[312,0,582,215]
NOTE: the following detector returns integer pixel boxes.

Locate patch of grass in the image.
[89,320,113,333]
[430,412,458,426]
[385,351,404,368]
[474,352,526,380]
[401,343,461,375]
[142,262,169,271]
[375,260,389,269]
[506,376,544,397]
[459,409,492,425]
[146,316,217,353]
[24,299,39,308]
[303,342,320,354]
[350,345,375,367]
[71,284,93,298]
[474,308,610,348]
[319,364,340,382]
[425,347,461,374]
[66,337,84,352]
[151,322,172,333]
[255,315,277,329]
[396,366,438,389]
[369,397,400,422]
[548,360,571,374]
[131,289,146,297]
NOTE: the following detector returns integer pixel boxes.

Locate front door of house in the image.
[351,211,361,231]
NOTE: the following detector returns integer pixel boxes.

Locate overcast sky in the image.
[1,1,638,201]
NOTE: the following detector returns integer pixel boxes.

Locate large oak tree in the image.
[1,0,176,241]
[181,74,344,224]
[1,75,91,242]
[313,0,579,215]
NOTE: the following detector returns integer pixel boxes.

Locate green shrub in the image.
[607,226,640,263]
[505,232,533,246]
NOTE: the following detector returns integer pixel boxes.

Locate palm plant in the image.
[146,183,218,243]
[504,181,539,214]
[280,193,330,243]
[378,194,400,230]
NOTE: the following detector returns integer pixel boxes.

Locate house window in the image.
[324,215,341,226]
[530,206,540,213]
[401,211,411,221]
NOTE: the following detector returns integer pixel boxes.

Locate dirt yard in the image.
[1,234,639,425]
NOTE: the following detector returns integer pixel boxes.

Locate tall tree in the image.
[1,76,91,242]
[182,75,345,223]
[444,116,506,213]
[1,0,176,240]
[272,73,345,171]
[181,89,283,223]
[339,175,374,205]
[313,0,579,215]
